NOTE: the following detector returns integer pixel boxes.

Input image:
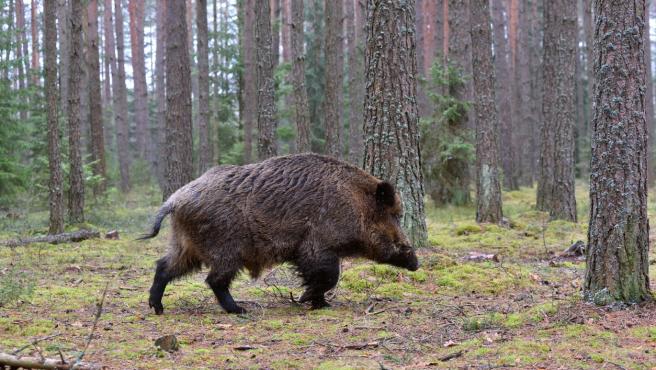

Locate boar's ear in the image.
[376,181,396,208]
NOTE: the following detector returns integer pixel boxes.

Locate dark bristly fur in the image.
[142,153,419,314]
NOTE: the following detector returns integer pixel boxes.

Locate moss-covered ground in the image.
[1,183,655,369]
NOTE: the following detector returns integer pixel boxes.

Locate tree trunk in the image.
[644,0,655,185]
[516,0,534,186]
[271,0,281,69]
[113,0,131,192]
[242,0,256,162]
[324,0,344,158]
[30,0,40,86]
[536,0,577,221]
[291,0,311,153]
[68,0,85,223]
[255,0,278,160]
[155,0,167,189]
[128,0,149,160]
[87,0,107,194]
[58,0,71,115]
[163,0,194,199]
[15,0,27,121]
[470,0,502,224]
[363,0,427,247]
[584,0,651,305]
[102,0,113,154]
[446,0,472,204]
[281,0,291,64]
[44,0,65,234]
[491,0,514,190]
[346,0,363,164]
[197,0,212,173]
[508,0,521,189]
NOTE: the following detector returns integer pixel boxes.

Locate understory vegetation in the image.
[1,184,655,369]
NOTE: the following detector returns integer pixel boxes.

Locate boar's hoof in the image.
[224,305,247,314]
[310,300,331,310]
[149,300,164,315]
[300,295,331,309]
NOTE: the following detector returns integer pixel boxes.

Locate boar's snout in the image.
[388,244,419,271]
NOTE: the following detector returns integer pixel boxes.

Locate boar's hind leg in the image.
[206,267,246,314]
[297,254,340,309]
[149,257,187,315]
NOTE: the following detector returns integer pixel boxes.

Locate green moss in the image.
[455,222,482,236]
[421,253,457,270]
[434,262,527,294]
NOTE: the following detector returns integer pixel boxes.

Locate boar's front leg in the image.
[206,267,246,314]
[297,253,340,309]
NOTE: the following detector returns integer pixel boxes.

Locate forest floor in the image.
[1,184,656,369]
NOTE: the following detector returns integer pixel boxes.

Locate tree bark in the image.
[58,0,71,115]
[197,0,212,173]
[324,0,344,158]
[507,0,521,189]
[113,0,131,192]
[446,0,472,204]
[44,0,65,234]
[15,0,27,120]
[128,0,149,160]
[30,0,40,86]
[491,0,514,190]
[242,0,256,162]
[281,0,291,64]
[87,0,107,194]
[163,0,194,199]
[255,0,278,160]
[102,0,113,153]
[346,0,364,164]
[470,0,502,223]
[271,0,281,69]
[363,0,427,247]
[291,0,311,153]
[536,0,577,221]
[68,0,85,223]
[644,0,655,185]
[155,0,167,189]
[584,0,651,305]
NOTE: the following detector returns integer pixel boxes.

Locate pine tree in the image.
[470,0,502,223]
[363,0,427,247]
[536,0,577,221]
[290,0,311,153]
[197,0,212,173]
[68,0,85,223]
[323,0,343,158]
[44,0,64,233]
[87,0,106,194]
[163,0,194,199]
[584,0,651,305]
[255,0,278,159]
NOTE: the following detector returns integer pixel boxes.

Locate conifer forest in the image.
[2,0,656,368]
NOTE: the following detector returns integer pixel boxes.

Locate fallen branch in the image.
[12,334,62,356]
[2,230,100,247]
[0,352,99,369]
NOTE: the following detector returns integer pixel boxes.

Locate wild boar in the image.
[140,153,419,314]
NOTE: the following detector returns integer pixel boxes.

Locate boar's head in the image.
[367,181,419,271]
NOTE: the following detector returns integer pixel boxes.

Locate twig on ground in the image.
[74,281,109,365]
[12,333,62,355]
[438,350,463,362]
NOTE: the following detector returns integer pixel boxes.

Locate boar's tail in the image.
[137,203,174,240]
